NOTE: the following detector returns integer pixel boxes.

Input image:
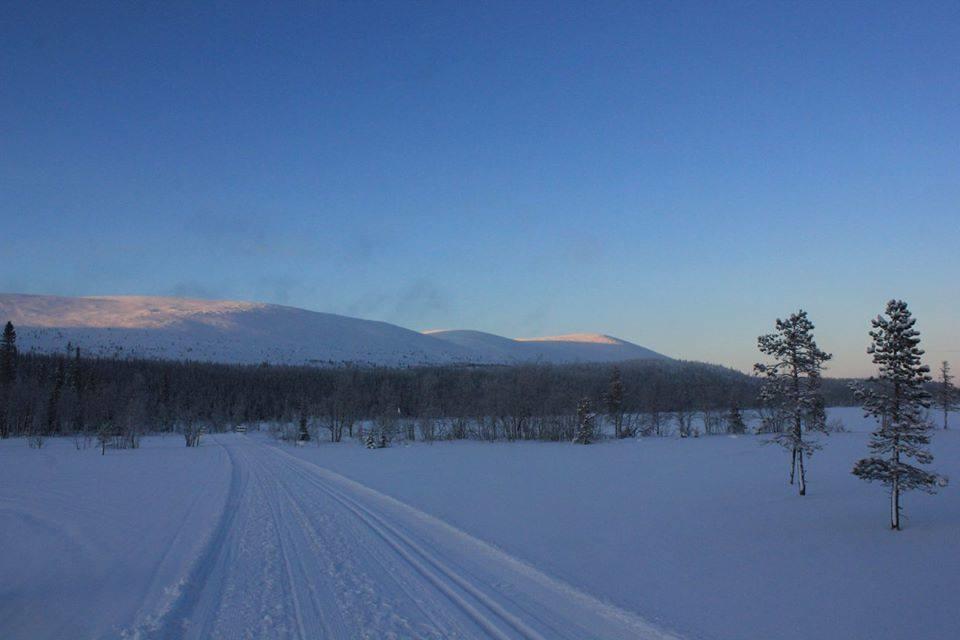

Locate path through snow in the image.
[149,435,679,639]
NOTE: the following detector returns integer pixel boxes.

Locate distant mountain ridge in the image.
[0,294,668,367]
[424,329,666,364]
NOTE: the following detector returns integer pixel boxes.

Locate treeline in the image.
[0,321,858,446]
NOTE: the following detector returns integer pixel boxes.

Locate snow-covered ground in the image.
[0,434,678,640]
[282,409,960,640]
[0,436,231,639]
[2,409,958,639]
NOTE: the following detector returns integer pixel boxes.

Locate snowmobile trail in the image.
[151,435,681,639]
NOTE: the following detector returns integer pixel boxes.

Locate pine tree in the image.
[0,321,17,386]
[605,367,625,438]
[46,359,66,435]
[727,405,747,434]
[755,310,832,496]
[69,346,83,395]
[573,397,595,444]
[934,361,956,430]
[852,300,944,530]
[297,413,311,442]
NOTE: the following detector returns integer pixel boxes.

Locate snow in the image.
[3,409,957,639]
[0,293,476,367]
[0,435,231,639]
[1,434,678,640]
[516,333,624,344]
[425,329,668,364]
[0,294,667,367]
[281,409,960,640]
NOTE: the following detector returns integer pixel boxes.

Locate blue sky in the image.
[2,1,958,376]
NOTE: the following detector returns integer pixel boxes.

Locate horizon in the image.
[0,289,942,378]
[3,2,958,377]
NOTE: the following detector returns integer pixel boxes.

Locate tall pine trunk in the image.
[792,401,804,495]
[798,449,806,496]
[891,475,900,530]
[891,434,901,530]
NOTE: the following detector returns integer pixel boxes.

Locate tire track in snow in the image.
[284,460,546,640]
[269,450,545,640]
[258,461,444,639]
[269,443,683,640]
[145,435,682,640]
[145,437,244,640]
[241,443,334,640]
[124,449,228,638]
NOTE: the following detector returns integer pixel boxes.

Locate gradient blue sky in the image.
[2,1,958,376]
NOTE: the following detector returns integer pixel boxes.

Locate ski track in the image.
[147,435,681,640]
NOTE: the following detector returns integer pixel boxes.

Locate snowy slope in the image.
[0,294,667,366]
[424,329,668,364]
[0,294,476,367]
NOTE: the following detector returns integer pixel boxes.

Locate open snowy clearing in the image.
[282,409,960,640]
[2,409,957,640]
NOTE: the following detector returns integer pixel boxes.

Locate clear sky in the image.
[2,1,958,377]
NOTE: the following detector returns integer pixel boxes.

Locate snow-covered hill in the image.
[425,329,667,364]
[0,294,668,367]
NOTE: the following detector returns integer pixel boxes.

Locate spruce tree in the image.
[755,310,832,496]
[934,361,956,430]
[852,300,944,530]
[46,359,65,435]
[573,397,595,444]
[298,413,311,442]
[1,321,17,386]
[727,405,747,434]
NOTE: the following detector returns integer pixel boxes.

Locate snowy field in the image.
[282,409,960,640]
[1,408,958,640]
[0,436,232,639]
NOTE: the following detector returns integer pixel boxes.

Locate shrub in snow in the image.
[826,417,846,433]
[726,406,747,435]
[364,429,388,449]
[573,398,595,445]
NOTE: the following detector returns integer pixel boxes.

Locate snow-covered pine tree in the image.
[298,413,311,443]
[573,397,595,444]
[726,405,747,434]
[852,300,944,530]
[755,310,832,496]
[934,361,956,430]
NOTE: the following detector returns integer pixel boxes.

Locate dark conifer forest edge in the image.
[0,343,861,442]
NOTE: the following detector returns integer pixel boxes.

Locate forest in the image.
[0,325,859,447]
